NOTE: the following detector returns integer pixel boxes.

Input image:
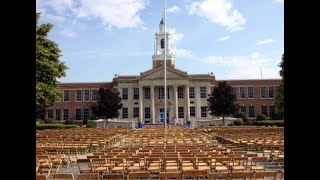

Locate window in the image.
[47,109,53,119]
[145,107,150,119]
[240,87,247,99]
[63,90,69,102]
[200,87,206,98]
[232,87,238,98]
[260,87,267,98]
[55,109,61,120]
[189,87,195,98]
[201,106,207,117]
[159,87,169,99]
[63,109,69,120]
[83,90,90,101]
[161,39,164,49]
[269,106,275,117]
[76,90,82,102]
[144,88,150,99]
[248,87,254,99]
[178,87,184,98]
[84,109,89,120]
[122,88,128,100]
[261,106,268,117]
[76,109,82,120]
[190,107,195,117]
[240,106,247,113]
[248,106,255,118]
[133,88,139,100]
[122,108,128,119]
[268,86,275,98]
[133,107,139,118]
[178,107,184,118]
[91,89,98,101]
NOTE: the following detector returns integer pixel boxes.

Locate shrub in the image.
[87,120,97,128]
[256,114,267,121]
[36,124,79,130]
[83,119,88,125]
[253,120,284,127]
[236,112,248,122]
[65,119,73,125]
[44,118,53,124]
[234,119,244,126]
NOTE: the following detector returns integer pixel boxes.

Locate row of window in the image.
[60,89,98,102]
[239,105,276,118]
[122,87,207,100]
[232,86,277,99]
[47,109,95,120]
[121,106,208,119]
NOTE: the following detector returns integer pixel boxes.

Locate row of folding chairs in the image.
[36,170,282,180]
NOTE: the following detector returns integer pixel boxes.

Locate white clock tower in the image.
[152,18,175,68]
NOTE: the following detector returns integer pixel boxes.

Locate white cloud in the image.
[76,0,147,29]
[39,13,66,23]
[36,0,76,14]
[275,0,284,4]
[257,38,275,45]
[217,36,230,42]
[167,5,180,13]
[169,28,184,44]
[250,52,260,59]
[188,0,247,32]
[59,29,77,37]
[172,48,196,59]
[200,52,280,79]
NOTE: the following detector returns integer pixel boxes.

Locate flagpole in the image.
[164,0,167,144]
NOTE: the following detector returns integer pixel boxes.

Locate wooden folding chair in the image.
[207,172,230,180]
[249,157,267,171]
[254,171,277,180]
[159,172,181,180]
[77,159,92,173]
[231,171,253,179]
[102,173,124,180]
[53,173,75,180]
[127,171,151,180]
[36,174,48,180]
[37,155,53,178]
[78,173,100,180]
[182,169,206,180]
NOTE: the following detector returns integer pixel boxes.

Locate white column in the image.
[185,86,190,124]
[194,86,201,118]
[139,87,144,123]
[151,86,155,124]
[173,86,178,124]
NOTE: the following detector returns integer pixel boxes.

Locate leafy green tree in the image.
[275,54,284,114]
[208,81,239,125]
[36,12,67,117]
[91,88,123,119]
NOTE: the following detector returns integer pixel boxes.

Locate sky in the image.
[36,0,284,82]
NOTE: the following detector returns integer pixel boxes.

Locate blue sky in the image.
[36,0,284,82]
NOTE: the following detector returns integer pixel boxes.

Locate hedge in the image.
[253,120,284,127]
[36,124,79,130]
[234,119,244,126]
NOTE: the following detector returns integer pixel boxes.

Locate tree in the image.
[275,54,284,114]
[208,81,238,125]
[36,12,67,117]
[91,88,123,119]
